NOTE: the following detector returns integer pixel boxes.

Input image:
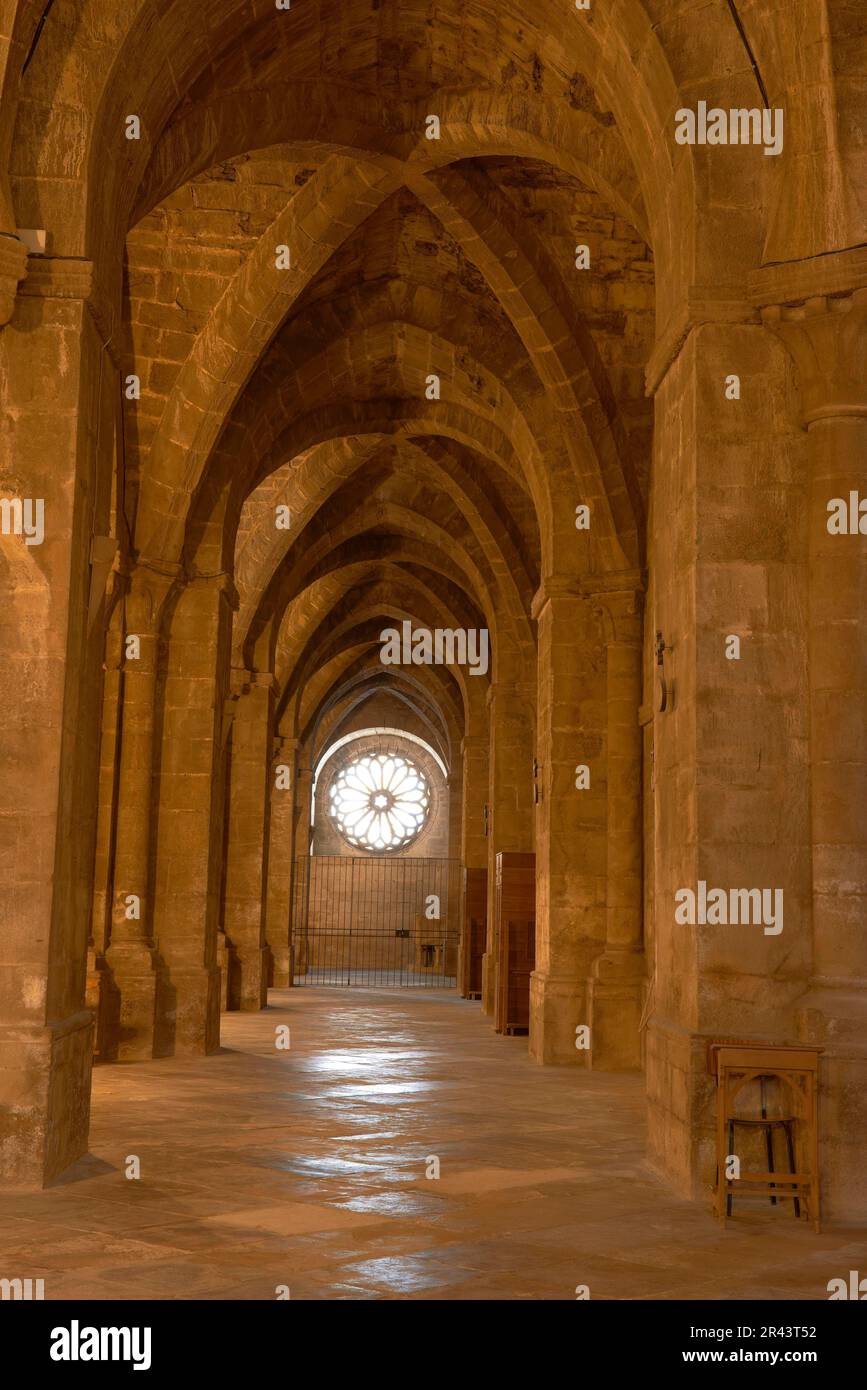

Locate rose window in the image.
[328,752,431,851]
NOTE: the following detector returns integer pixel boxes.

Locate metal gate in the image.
[291,856,461,987]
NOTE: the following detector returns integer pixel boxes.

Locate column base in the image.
[217,931,232,1009]
[269,948,291,989]
[90,955,120,1061]
[225,944,269,1011]
[154,965,222,1056]
[529,971,589,1065]
[797,988,867,1225]
[0,1011,94,1187]
[587,950,645,1071]
[103,941,166,1061]
[646,1000,867,1225]
[644,1015,716,1203]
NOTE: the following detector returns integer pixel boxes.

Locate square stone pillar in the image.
[222,670,275,1010]
[587,582,646,1071]
[89,610,124,1056]
[461,733,488,872]
[763,289,867,1223]
[459,733,488,993]
[105,566,178,1060]
[530,582,607,1064]
[482,681,535,1016]
[150,573,236,1054]
[290,764,314,978]
[645,316,812,1203]
[265,736,298,987]
[0,260,110,1183]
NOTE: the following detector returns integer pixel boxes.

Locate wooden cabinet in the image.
[460,867,487,999]
[494,852,535,1034]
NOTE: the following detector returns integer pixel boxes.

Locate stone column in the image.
[460,734,488,873]
[644,313,811,1204]
[105,564,177,1059]
[587,581,645,1070]
[483,680,535,1016]
[265,735,298,988]
[89,605,125,1054]
[290,764,315,977]
[459,733,488,993]
[216,693,237,1009]
[446,771,462,863]
[764,291,867,1221]
[222,669,275,1010]
[150,572,236,1054]
[0,257,111,1183]
[530,581,607,1063]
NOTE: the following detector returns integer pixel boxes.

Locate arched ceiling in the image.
[114,1,660,748]
[6,0,861,772]
[13,0,857,755]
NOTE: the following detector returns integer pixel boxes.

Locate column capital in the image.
[750,244,867,314]
[531,575,582,620]
[645,286,755,397]
[272,735,300,760]
[460,734,487,754]
[124,562,182,632]
[17,254,94,303]
[579,567,646,599]
[0,233,28,326]
[186,569,240,611]
[13,249,120,359]
[532,570,646,622]
[761,290,867,425]
[229,666,278,698]
[589,585,645,645]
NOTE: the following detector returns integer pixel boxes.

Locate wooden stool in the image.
[724,1077,800,1217]
[709,1042,822,1231]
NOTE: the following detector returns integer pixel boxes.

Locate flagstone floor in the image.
[2,989,865,1300]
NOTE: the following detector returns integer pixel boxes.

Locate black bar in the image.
[9,1298,861,1374]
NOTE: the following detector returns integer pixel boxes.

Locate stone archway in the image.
[0,0,865,1235]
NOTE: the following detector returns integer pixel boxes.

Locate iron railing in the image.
[291,855,461,987]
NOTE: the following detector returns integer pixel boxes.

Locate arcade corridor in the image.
[2,2,867,1326]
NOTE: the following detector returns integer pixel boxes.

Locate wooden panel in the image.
[460,867,487,998]
[502,918,535,1033]
[494,852,535,1033]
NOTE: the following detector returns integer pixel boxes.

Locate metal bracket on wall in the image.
[655,630,669,713]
